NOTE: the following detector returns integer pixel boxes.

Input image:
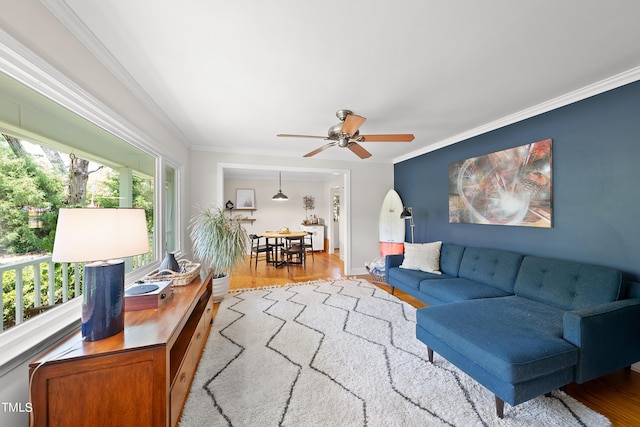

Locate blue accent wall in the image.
[395,80,640,280]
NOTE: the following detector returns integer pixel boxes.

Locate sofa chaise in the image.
[385,242,640,417]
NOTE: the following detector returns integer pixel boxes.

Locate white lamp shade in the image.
[52,208,150,263]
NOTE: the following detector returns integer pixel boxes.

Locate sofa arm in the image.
[385,254,404,282]
[563,298,640,383]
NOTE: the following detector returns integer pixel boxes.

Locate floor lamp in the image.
[52,208,150,341]
[401,206,415,243]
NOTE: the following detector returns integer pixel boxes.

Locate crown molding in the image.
[393,66,640,164]
[41,0,193,147]
[0,28,159,159]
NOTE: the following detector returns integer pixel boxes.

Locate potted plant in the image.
[189,205,248,300]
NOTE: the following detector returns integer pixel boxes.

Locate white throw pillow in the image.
[400,241,442,274]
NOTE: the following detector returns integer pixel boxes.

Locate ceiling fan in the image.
[277,109,414,159]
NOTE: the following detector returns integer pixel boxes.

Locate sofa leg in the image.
[427,347,433,363]
[390,286,395,295]
[495,396,504,418]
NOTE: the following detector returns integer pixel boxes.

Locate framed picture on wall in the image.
[236,188,256,209]
[448,139,552,227]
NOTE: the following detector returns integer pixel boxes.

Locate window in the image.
[165,166,177,253]
[0,134,155,331]
[0,70,161,333]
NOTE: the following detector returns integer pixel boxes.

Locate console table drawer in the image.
[170,296,213,425]
[170,353,195,427]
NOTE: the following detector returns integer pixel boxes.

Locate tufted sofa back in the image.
[457,247,524,292]
[439,243,466,277]
[514,256,624,310]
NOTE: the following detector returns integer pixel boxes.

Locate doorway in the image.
[329,186,343,259]
[218,163,352,274]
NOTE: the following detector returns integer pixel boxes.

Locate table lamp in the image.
[52,208,150,341]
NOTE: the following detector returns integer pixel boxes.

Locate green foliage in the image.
[0,141,154,330]
[0,138,158,331]
[189,206,248,277]
[0,145,63,254]
[94,171,154,232]
[2,262,82,329]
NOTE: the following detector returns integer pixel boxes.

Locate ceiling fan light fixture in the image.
[328,123,343,139]
[338,136,350,148]
[272,171,289,201]
[336,109,353,121]
[277,109,414,160]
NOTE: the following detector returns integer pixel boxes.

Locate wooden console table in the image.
[29,272,214,427]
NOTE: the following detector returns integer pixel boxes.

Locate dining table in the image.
[260,230,308,268]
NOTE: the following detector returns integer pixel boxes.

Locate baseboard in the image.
[349,267,368,276]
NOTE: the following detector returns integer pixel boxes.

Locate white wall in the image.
[225,176,328,234]
[0,362,30,426]
[189,151,394,276]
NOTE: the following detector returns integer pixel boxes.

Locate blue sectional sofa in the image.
[385,243,640,418]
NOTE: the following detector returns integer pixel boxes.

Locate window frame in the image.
[163,161,181,255]
[0,30,182,373]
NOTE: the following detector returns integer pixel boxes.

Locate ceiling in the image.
[44,0,640,164]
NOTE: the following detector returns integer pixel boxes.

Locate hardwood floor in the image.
[229,249,344,290]
[227,251,640,426]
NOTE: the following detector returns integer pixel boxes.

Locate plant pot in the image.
[211,273,230,301]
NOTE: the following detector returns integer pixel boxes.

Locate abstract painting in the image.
[449,139,552,227]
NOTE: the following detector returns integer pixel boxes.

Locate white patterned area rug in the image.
[180,279,610,427]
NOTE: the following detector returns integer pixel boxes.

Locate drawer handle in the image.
[196,332,202,340]
[180,372,187,382]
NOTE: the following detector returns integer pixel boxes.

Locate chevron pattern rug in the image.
[180,279,610,427]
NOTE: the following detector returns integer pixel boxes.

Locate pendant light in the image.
[272,171,288,201]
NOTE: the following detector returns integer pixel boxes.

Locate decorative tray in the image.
[145,259,201,286]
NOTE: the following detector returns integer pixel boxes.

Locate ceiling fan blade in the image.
[347,142,372,159]
[277,134,328,139]
[340,114,366,135]
[359,134,415,142]
[304,142,336,157]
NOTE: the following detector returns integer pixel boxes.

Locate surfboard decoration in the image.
[379,189,406,257]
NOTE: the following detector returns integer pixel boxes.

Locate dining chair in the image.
[264,231,284,266]
[282,235,306,271]
[249,234,272,268]
[303,232,314,262]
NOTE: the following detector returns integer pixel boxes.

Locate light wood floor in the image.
[227,251,640,426]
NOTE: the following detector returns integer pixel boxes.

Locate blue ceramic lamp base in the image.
[82,260,125,341]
